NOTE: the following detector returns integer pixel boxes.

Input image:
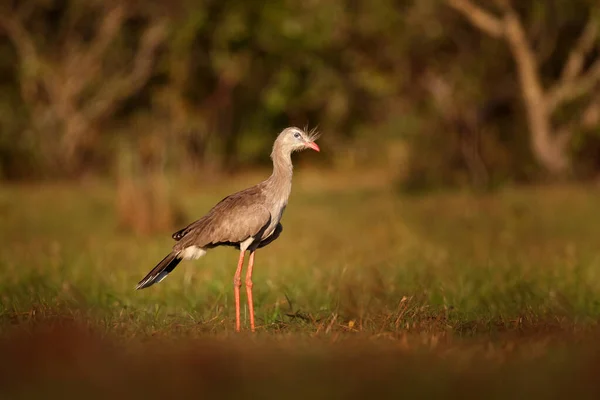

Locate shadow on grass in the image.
[3,316,600,399]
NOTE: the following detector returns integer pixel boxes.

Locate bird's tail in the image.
[135,252,182,290]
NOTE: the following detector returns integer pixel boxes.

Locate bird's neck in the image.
[266,145,293,199]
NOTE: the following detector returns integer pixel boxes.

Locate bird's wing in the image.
[173,186,271,251]
[257,223,283,249]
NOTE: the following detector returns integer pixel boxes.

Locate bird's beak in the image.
[306,141,320,152]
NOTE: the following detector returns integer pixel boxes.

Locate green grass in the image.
[2,176,600,398]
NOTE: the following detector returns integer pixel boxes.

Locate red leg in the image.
[233,250,245,332]
[245,251,256,332]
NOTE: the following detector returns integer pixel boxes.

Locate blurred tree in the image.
[0,0,167,175]
[0,0,599,187]
[446,0,600,177]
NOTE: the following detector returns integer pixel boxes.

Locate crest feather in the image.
[304,125,321,142]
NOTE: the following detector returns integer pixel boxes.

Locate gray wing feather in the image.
[257,223,282,249]
[172,187,271,251]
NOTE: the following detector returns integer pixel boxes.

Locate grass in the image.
[2,172,600,398]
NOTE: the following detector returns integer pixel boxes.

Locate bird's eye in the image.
[293,132,301,139]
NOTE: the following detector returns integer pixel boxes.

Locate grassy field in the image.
[2,172,600,398]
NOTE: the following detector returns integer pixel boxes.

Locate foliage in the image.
[0,0,599,187]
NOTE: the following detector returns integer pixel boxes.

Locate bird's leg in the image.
[245,251,256,332]
[233,250,245,332]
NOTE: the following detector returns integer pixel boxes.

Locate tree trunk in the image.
[62,114,90,173]
[503,12,570,175]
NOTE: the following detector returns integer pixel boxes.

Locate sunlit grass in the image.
[2,177,600,397]
[2,178,600,336]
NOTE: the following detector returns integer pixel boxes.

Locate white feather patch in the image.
[179,246,207,260]
[239,237,255,252]
[155,271,170,284]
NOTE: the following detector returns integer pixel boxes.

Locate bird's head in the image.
[275,126,320,154]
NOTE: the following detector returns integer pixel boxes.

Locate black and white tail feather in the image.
[135,253,182,290]
[136,244,207,290]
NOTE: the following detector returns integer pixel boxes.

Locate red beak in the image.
[306,142,320,152]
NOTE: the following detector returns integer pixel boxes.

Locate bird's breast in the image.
[264,202,286,238]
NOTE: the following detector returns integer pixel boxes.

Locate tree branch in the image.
[446,0,505,38]
[85,20,168,121]
[64,4,126,98]
[560,13,599,83]
[83,5,127,70]
[501,4,545,111]
[548,59,600,111]
[0,10,60,106]
[0,14,40,73]
[553,89,600,153]
[554,94,600,150]
[581,95,600,128]
[545,10,600,111]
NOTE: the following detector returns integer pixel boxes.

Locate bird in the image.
[135,126,320,332]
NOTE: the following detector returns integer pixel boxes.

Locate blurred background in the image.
[1,0,599,190]
[2,1,600,397]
